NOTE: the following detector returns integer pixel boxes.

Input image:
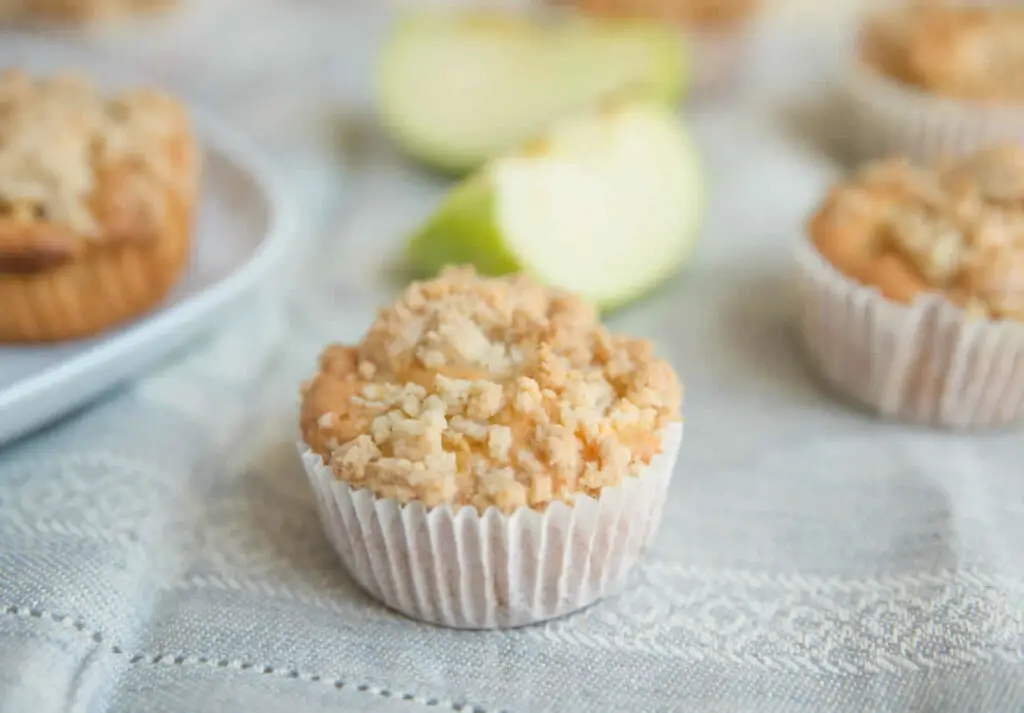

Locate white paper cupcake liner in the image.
[299,423,682,629]
[795,239,1024,429]
[843,62,1024,162]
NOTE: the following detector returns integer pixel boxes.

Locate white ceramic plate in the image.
[0,36,297,447]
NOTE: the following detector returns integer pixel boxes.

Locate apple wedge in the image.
[405,99,705,310]
[377,10,688,173]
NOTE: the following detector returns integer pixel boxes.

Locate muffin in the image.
[299,266,684,628]
[559,0,762,94]
[0,71,200,343]
[796,145,1024,429]
[385,0,535,9]
[0,0,178,23]
[847,2,1024,160]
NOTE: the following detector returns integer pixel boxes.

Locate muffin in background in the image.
[299,266,684,628]
[0,0,177,23]
[846,2,1024,160]
[796,145,1024,429]
[559,0,763,94]
[0,70,200,342]
[386,0,535,8]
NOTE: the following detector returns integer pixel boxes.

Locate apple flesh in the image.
[406,99,705,309]
[377,10,688,174]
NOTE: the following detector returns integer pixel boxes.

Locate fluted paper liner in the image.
[843,62,1024,162]
[795,239,1024,429]
[299,423,682,629]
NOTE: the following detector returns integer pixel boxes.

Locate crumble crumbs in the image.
[809,145,1024,320]
[861,5,1024,102]
[300,266,683,513]
[0,70,191,241]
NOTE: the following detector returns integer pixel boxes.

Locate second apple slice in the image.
[377,10,688,174]
[406,98,705,310]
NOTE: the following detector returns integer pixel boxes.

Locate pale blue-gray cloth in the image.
[2,3,1024,712]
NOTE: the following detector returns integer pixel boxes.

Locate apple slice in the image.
[377,10,688,174]
[405,99,705,309]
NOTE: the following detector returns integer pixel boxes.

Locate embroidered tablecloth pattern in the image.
[1,3,1022,711]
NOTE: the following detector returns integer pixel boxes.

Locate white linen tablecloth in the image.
[1,3,1022,711]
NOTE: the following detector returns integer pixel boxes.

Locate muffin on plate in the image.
[0,70,200,343]
[848,2,1024,160]
[0,0,178,22]
[558,0,762,94]
[299,266,684,629]
[796,145,1024,429]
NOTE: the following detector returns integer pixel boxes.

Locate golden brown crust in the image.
[0,188,193,341]
[0,71,199,341]
[861,5,1024,102]
[560,0,760,29]
[300,267,683,514]
[0,215,82,273]
[809,146,1024,321]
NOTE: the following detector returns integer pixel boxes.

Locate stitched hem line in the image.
[2,602,504,713]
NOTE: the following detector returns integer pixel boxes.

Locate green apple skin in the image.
[406,174,520,277]
[405,100,706,311]
[377,11,689,175]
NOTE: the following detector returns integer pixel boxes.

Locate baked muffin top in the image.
[565,0,760,29]
[301,266,683,514]
[0,70,196,274]
[861,4,1024,102]
[809,145,1024,320]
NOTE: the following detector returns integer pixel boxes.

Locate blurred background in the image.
[0,0,898,302]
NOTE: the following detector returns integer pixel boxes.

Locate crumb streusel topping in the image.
[861,5,1024,102]
[301,267,683,513]
[0,70,191,246]
[810,145,1024,320]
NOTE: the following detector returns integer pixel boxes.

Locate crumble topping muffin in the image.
[810,146,1024,321]
[847,3,1024,160]
[0,70,200,342]
[299,266,684,628]
[797,145,1024,429]
[302,266,682,514]
[862,4,1024,103]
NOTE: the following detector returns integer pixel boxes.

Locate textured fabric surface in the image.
[2,3,1024,712]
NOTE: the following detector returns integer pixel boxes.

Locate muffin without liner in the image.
[0,70,200,342]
